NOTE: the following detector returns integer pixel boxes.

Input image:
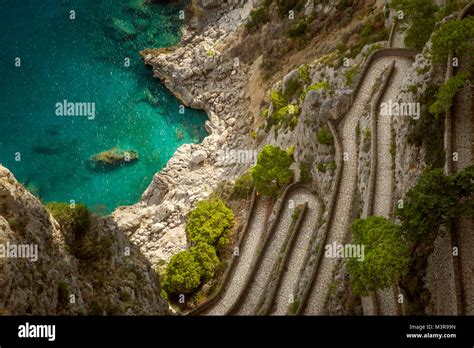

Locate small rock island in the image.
[87,147,139,172]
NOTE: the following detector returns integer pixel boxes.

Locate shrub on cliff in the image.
[271,90,289,111]
[252,145,294,196]
[347,216,410,296]
[231,172,254,200]
[429,72,469,117]
[316,126,334,145]
[298,64,310,83]
[407,85,445,168]
[300,81,330,102]
[299,162,312,183]
[286,19,307,38]
[267,89,301,130]
[186,199,234,251]
[246,6,270,31]
[46,202,90,237]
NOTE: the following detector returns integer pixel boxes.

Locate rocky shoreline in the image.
[110,0,257,265]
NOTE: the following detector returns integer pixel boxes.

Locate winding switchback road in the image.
[372,57,413,315]
[303,57,393,314]
[232,188,320,315]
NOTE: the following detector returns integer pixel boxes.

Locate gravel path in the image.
[373,58,412,315]
[234,188,316,315]
[271,194,321,315]
[303,57,394,314]
[391,27,405,50]
[206,195,272,315]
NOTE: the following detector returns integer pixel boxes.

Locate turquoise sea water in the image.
[0,0,207,213]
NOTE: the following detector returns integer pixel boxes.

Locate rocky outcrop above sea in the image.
[0,166,168,315]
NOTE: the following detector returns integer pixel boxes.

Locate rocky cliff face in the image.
[0,166,168,315]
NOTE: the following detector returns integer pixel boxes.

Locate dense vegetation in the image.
[406,11,473,168]
[252,145,294,196]
[347,217,410,296]
[162,199,234,299]
[186,199,235,251]
[390,0,470,52]
[397,166,474,243]
[162,242,220,295]
[347,166,473,312]
[430,16,474,62]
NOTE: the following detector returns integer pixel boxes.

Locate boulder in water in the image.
[88,147,138,172]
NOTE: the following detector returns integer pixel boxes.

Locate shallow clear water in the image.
[0,0,207,213]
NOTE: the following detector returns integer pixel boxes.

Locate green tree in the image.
[347,216,410,296]
[251,145,294,196]
[186,199,234,249]
[397,165,474,243]
[163,250,202,295]
[190,242,220,282]
[430,16,474,62]
[163,242,220,295]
